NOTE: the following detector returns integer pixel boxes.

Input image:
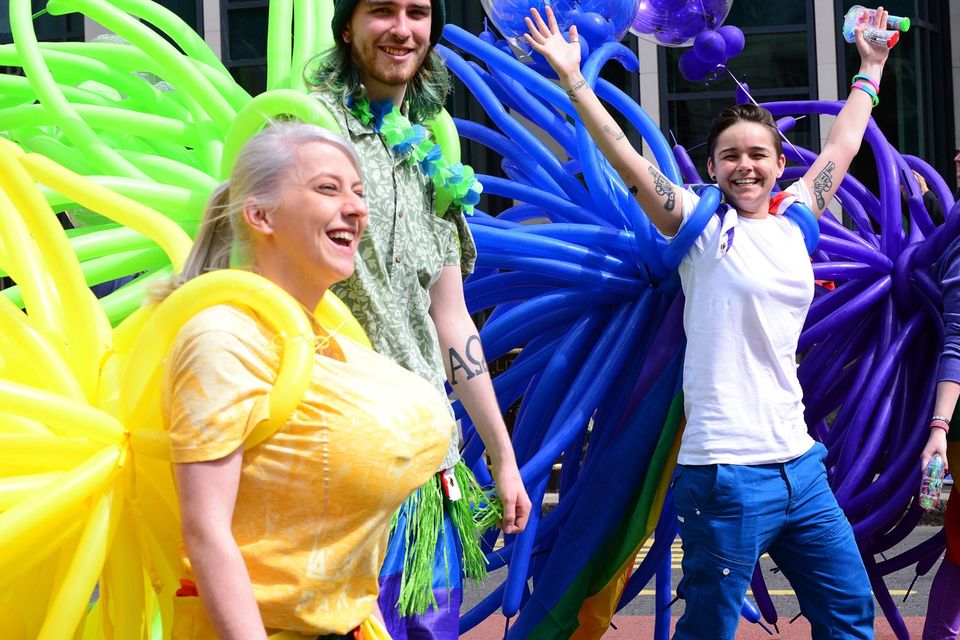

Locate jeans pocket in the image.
[692,544,756,589]
[674,464,720,518]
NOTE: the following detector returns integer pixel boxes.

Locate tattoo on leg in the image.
[603,125,625,141]
[448,335,488,386]
[647,166,676,212]
[566,79,586,100]
[812,161,836,210]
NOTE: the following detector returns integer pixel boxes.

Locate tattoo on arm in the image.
[603,125,625,141]
[647,166,676,212]
[812,161,836,210]
[447,335,488,386]
[566,79,586,100]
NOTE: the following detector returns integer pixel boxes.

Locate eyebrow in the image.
[306,171,364,188]
[307,170,341,181]
[718,145,772,154]
[363,0,431,8]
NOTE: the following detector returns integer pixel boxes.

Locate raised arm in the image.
[524,6,683,236]
[801,7,890,218]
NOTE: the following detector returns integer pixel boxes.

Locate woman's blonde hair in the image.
[154,122,362,299]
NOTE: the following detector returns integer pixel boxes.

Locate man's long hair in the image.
[306,42,452,124]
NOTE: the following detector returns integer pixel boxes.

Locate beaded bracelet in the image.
[930,417,951,435]
[851,81,879,107]
[852,73,880,94]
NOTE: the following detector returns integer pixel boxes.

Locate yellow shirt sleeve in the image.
[165,312,272,463]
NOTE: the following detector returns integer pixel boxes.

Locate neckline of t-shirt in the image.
[735,212,776,223]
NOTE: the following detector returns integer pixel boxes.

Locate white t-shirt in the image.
[674,182,816,465]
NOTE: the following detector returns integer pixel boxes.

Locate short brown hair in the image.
[706,103,783,161]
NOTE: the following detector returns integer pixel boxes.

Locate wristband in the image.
[930,419,950,435]
[851,82,879,108]
[852,73,880,93]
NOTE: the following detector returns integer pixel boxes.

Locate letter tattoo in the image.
[566,79,586,100]
[647,166,676,212]
[812,161,836,210]
[448,335,488,385]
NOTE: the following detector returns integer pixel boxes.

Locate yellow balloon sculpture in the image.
[0,0,468,634]
[0,140,371,639]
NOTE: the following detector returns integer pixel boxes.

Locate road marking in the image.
[632,589,912,597]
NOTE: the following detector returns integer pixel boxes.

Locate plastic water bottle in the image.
[919,453,945,510]
[842,5,910,48]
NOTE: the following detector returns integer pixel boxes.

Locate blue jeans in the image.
[673,443,873,639]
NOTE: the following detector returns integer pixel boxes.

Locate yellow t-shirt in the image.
[164,305,452,635]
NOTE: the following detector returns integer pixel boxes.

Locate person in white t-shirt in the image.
[525,6,891,639]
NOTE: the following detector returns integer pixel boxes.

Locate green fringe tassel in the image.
[394,460,503,616]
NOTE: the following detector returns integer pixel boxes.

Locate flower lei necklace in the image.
[346,95,482,215]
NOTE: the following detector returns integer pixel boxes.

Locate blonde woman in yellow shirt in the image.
[162,123,453,639]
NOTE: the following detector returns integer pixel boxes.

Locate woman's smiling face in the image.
[708,121,786,217]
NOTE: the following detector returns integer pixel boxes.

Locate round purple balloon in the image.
[678,49,719,82]
[693,29,726,65]
[717,24,745,57]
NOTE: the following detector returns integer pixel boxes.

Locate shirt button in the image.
[395,255,403,264]
[722,568,730,576]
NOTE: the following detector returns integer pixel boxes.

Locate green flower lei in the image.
[346,95,482,215]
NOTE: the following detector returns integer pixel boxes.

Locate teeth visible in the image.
[329,231,355,242]
[733,179,760,185]
[383,47,409,56]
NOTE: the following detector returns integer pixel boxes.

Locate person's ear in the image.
[342,26,351,44]
[706,156,716,181]
[243,198,274,235]
[776,154,786,178]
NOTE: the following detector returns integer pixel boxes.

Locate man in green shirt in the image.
[309,1,531,637]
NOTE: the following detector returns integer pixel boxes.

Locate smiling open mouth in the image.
[328,231,355,247]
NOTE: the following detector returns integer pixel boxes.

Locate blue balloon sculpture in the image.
[442,4,957,639]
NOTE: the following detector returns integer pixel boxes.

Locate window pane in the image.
[1,2,82,44]
[230,64,267,95]
[727,1,806,28]
[154,0,201,32]
[227,7,268,62]
[665,32,810,94]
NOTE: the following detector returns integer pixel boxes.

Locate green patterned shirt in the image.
[314,90,478,470]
